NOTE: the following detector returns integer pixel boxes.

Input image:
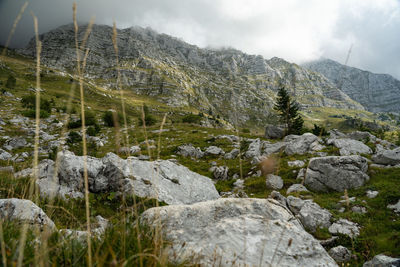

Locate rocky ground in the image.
[0,51,400,266]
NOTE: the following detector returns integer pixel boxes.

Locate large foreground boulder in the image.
[305,155,369,192]
[372,147,400,166]
[36,151,219,205]
[0,198,56,230]
[141,198,337,267]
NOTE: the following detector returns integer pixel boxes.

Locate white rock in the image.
[331,138,372,156]
[265,174,283,190]
[363,254,400,267]
[284,133,325,155]
[298,201,332,233]
[205,146,224,156]
[372,147,400,166]
[0,198,56,230]
[329,219,360,238]
[329,246,351,263]
[0,149,12,161]
[366,190,379,199]
[305,155,369,192]
[287,160,305,167]
[177,144,204,158]
[286,184,309,194]
[387,200,400,213]
[37,151,220,205]
[141,198,338,267]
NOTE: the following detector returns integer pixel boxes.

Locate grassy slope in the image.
[0,52,399,266]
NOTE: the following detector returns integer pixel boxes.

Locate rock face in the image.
[141,198,337,267]
[37,150,219,205]
[284,133,325,155]
[265,125,285,139]
[372,147,400,166]
[20,24,364,127]
[305,155,369,192]
[303,58,400,113]
[330,138,372,156]
[363,254,400,267]
[0,198,56,230]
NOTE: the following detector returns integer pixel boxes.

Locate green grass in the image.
[1,49,400,267]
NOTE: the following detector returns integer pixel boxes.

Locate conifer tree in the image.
[273,84,303,135]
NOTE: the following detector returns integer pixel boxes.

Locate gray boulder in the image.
[387,200,400,214]
[286,184,309,194]
[210,165,229,180]
[372,147,400,166]
[284,133,325,155]
[0,149,12,161]
[204,146,224,156]
[331,138,372,156]
[141,198,338,267]
[130,145,141,154]
[285,196,332,232]
[366,190,379,199]
[346,131,376,143]
[60,215,109,242]
[265,124,285,139]
[224,148,239,159]
[176,144,204,158]
[37,151,220,205]
[245,138,262,158]
[265,174,283,190]
[328,219,360,238]
[298,201,332,233]
[0,198,56,231]
[363,254,400,267]
[262,141,286,156]
[3,137,28,151]
[329,246,351,263]
[305,155,369,192]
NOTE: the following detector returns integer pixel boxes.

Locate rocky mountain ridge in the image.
[303,58,400,113]
[20,24,364,126]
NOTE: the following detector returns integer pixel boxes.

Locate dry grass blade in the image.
[0,221,7,267]
[1,2,29,57]
[16,12,42,267]
[73,2,94,266]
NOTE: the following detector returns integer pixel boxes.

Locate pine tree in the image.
[273,84,303,135]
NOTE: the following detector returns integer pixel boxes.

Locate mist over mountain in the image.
[20,24,367,126]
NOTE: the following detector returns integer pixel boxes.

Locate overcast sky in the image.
[1,0,399,78]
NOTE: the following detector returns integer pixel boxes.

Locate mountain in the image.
[20,24,364,126]
[302,58,400,113]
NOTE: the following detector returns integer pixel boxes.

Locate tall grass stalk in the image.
[73,3,94,266]
[16,13,42,267]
